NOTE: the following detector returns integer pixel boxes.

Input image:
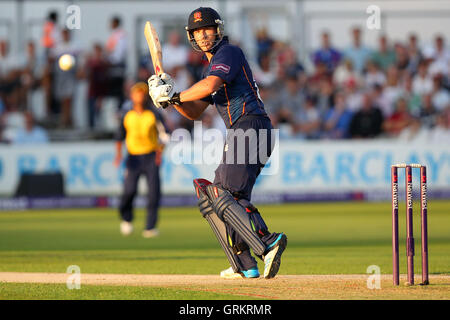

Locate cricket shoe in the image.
[263,233,288,279]
[220,267,260,279]
[142,228,160,238]
[120,221,133,236]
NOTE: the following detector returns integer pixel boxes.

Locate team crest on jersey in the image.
[211,63,230,74]
[194,12,202,22]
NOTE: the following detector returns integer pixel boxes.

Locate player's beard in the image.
[197,38,214,52]
[197,33,220,52]
[189,30,223,52]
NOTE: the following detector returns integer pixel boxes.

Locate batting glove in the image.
[159,73,174,87]
[147,73,174,88]
[159,92,182,107]
[149,84,174,108]
[148,73,177,108]
[147,74,164,89]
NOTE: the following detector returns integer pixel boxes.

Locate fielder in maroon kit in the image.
[148,7,287,279]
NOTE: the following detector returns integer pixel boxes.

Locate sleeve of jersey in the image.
[200,95,214,104]
[208,45,242,84]
[114,114,126,141]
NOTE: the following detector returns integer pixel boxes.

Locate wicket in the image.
[391,163,429,286]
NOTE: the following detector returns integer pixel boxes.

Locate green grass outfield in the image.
[0,200,449,299]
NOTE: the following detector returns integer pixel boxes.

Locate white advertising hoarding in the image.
[0,140,449,197]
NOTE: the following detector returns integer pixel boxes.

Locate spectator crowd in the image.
[0,12,128,142]
[0,11,449,144]
[254,27,450,142]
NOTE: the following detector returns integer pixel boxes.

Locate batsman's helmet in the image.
[185,7,224,52]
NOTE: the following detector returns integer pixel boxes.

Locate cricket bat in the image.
[144,21,164,75]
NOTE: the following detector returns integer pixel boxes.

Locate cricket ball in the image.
[58,54,75,71]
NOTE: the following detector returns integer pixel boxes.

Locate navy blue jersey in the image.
[202,37,267,128]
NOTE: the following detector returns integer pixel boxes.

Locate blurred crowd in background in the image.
[0,11,449,144]
[253,27,450,142]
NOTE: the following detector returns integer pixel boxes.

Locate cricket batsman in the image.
[148,7,287,279]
